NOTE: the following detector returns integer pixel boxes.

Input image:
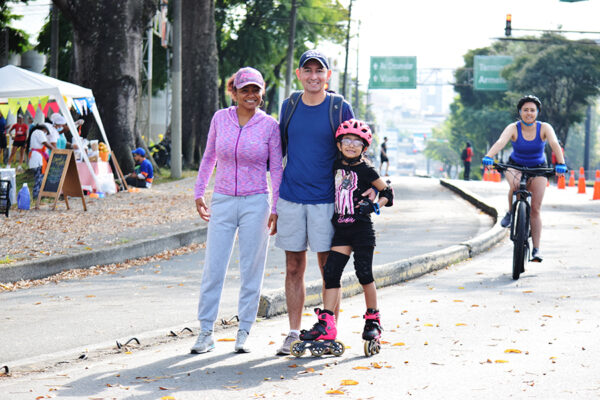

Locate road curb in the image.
[0,226,208,283]
[258,179,508,318]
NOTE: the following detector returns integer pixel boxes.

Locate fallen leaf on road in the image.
[393,342,405,346]
[504,349,522,354]
[471,304,479,307]
[495,360,509,363]
[371,362,383,369]
[217,338,235,342]
[351,315,360,318]
[305,367,315,373]
[352,366,370,370]
[424,323,433,327]
[453,300,464,302]
[302,313,312,316]
[268,341,275,345]
[381,340,390,344]
[86,295,96,298]
[161,397,175,400]
[542,315,553,318]
[325,389,345,395]
[430,299,438,303]
[523,290,533,293]
[458,287,465,289]
[288,364,297,368]
[455,323,467,326]
[341,380,358,385]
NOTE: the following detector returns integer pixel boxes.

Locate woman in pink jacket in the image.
[191,67,283,355]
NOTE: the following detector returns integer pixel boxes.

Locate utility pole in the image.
[146,26,153,143]
[584,104,591,178]
[50,5,59,78]
[342,0,352,97]
[354,20,360,116]
[170,0,182,178]
[285,0,297,98]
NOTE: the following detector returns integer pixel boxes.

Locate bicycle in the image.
[493,162,557,280]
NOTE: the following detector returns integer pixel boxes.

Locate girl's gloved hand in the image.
[482,156,494,166]
[555,164,567,174]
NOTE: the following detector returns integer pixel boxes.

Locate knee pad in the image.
[324,251,350,289]
[353,246,375,285]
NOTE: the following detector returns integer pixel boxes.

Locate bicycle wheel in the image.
[512,201,527,280]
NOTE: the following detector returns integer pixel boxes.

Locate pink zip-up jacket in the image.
[194,106,283,214]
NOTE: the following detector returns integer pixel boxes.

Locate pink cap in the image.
[234,67,265,90]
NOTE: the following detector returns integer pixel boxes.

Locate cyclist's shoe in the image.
[531,248,543,263]
[500,211,512,228]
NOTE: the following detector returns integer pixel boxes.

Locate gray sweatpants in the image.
[197,192,270,333]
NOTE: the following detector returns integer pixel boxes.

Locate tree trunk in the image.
[52,0,157,173]
[182,0,218,167]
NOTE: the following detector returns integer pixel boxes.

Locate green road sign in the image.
[369,56,417,89]
[473,55,513,91]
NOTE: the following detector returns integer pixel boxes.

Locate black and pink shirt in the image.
[332,159,379,227]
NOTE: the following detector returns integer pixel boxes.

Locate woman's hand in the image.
[195,197,210,221]
[267,213,278,236]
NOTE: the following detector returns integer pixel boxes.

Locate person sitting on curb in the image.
[125,147,153,188]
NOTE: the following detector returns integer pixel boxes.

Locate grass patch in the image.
[153,167,196,185]
[0,255,15,265]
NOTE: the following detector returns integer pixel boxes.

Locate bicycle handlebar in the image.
[493,162,557,178]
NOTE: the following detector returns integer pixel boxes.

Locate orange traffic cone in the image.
[577,167,586,194]
[568,170,575,187]
[495,170,502,182]
[557,174,566,189]
[483,168,489,182]
[593,170,600,200]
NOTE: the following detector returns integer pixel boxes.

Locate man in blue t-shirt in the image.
[125,147,153,188]
[275,49,354,355]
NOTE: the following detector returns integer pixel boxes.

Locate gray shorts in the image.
[275,198,334,252]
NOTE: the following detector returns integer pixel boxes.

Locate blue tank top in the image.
[510,121,546,167]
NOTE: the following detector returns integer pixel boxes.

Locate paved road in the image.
[0,177,491,368]
[1,179,598,399]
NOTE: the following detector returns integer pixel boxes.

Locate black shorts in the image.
[0,134,6,149]
[331,220,376,248]
[380,156,389,163]
[507,157,547,168]
[12,140,27,148]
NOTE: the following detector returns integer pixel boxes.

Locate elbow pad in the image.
[378,185,394,207]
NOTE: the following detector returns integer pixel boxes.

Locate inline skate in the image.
[363,308,382,356]
[290,308,345,357]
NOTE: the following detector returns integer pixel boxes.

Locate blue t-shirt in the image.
[138,158,154,183]
[279,94,354,204]
[510,121,546,167]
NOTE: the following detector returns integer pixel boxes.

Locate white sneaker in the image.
[190,330,214,354]
[235,329,250,353]
[276,331,300,356]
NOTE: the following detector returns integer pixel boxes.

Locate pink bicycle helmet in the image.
[335,119,373,146]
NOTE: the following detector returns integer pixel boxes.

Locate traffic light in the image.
[505,14,512,37]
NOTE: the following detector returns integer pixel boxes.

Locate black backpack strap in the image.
[281,91,303,157]
[328,93,345,134]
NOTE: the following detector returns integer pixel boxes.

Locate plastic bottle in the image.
[17,183,30,210]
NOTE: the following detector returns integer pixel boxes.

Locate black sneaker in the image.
[531,248,543,262]
[500,211,511,228]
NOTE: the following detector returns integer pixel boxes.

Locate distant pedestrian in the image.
[7,114,29,167]
[191,67,283,355]
[0,115,7,166]
[28,128,55,203]
[461,141,473,180]
[379,136,389,176]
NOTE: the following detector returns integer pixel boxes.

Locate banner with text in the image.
[474,55,513,91]
[369,56,417,89]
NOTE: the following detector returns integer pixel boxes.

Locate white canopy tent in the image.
[0,65,114,188]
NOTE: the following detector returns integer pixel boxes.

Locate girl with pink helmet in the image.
[292,119,394,357]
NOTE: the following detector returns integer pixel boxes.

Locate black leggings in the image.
[323,246,375,289]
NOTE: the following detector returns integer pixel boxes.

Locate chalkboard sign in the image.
[42,152,68,193]
[37,149,87,211]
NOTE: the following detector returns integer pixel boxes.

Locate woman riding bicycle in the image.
[482,95,566,262]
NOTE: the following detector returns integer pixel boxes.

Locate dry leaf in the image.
[458,286,465,289]
[495,360,509,363]
[542,315,553,318]
[453,300,464,302]
[504,349,522,354]
[424,323,433,327]
[161,397,176,400]
[430,299,438,303]
[325,390,345,395]
[341,380,358,385]
[523,290,533,293]
[288,364,297,368]
[392,342,405,346]
[371,362,383,369]
[352,366,370,370]
[455,323,467,326]
[217,338,235,342]
[305,367,315,373]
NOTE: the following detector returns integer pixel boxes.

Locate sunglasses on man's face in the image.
[340,138,364,147]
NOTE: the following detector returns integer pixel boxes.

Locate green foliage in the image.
[35,11,72,81]
[1,1,31,53]
[215,0,348,111]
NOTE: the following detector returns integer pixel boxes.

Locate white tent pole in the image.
[54,90,101,189]
[90,103,111,154]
